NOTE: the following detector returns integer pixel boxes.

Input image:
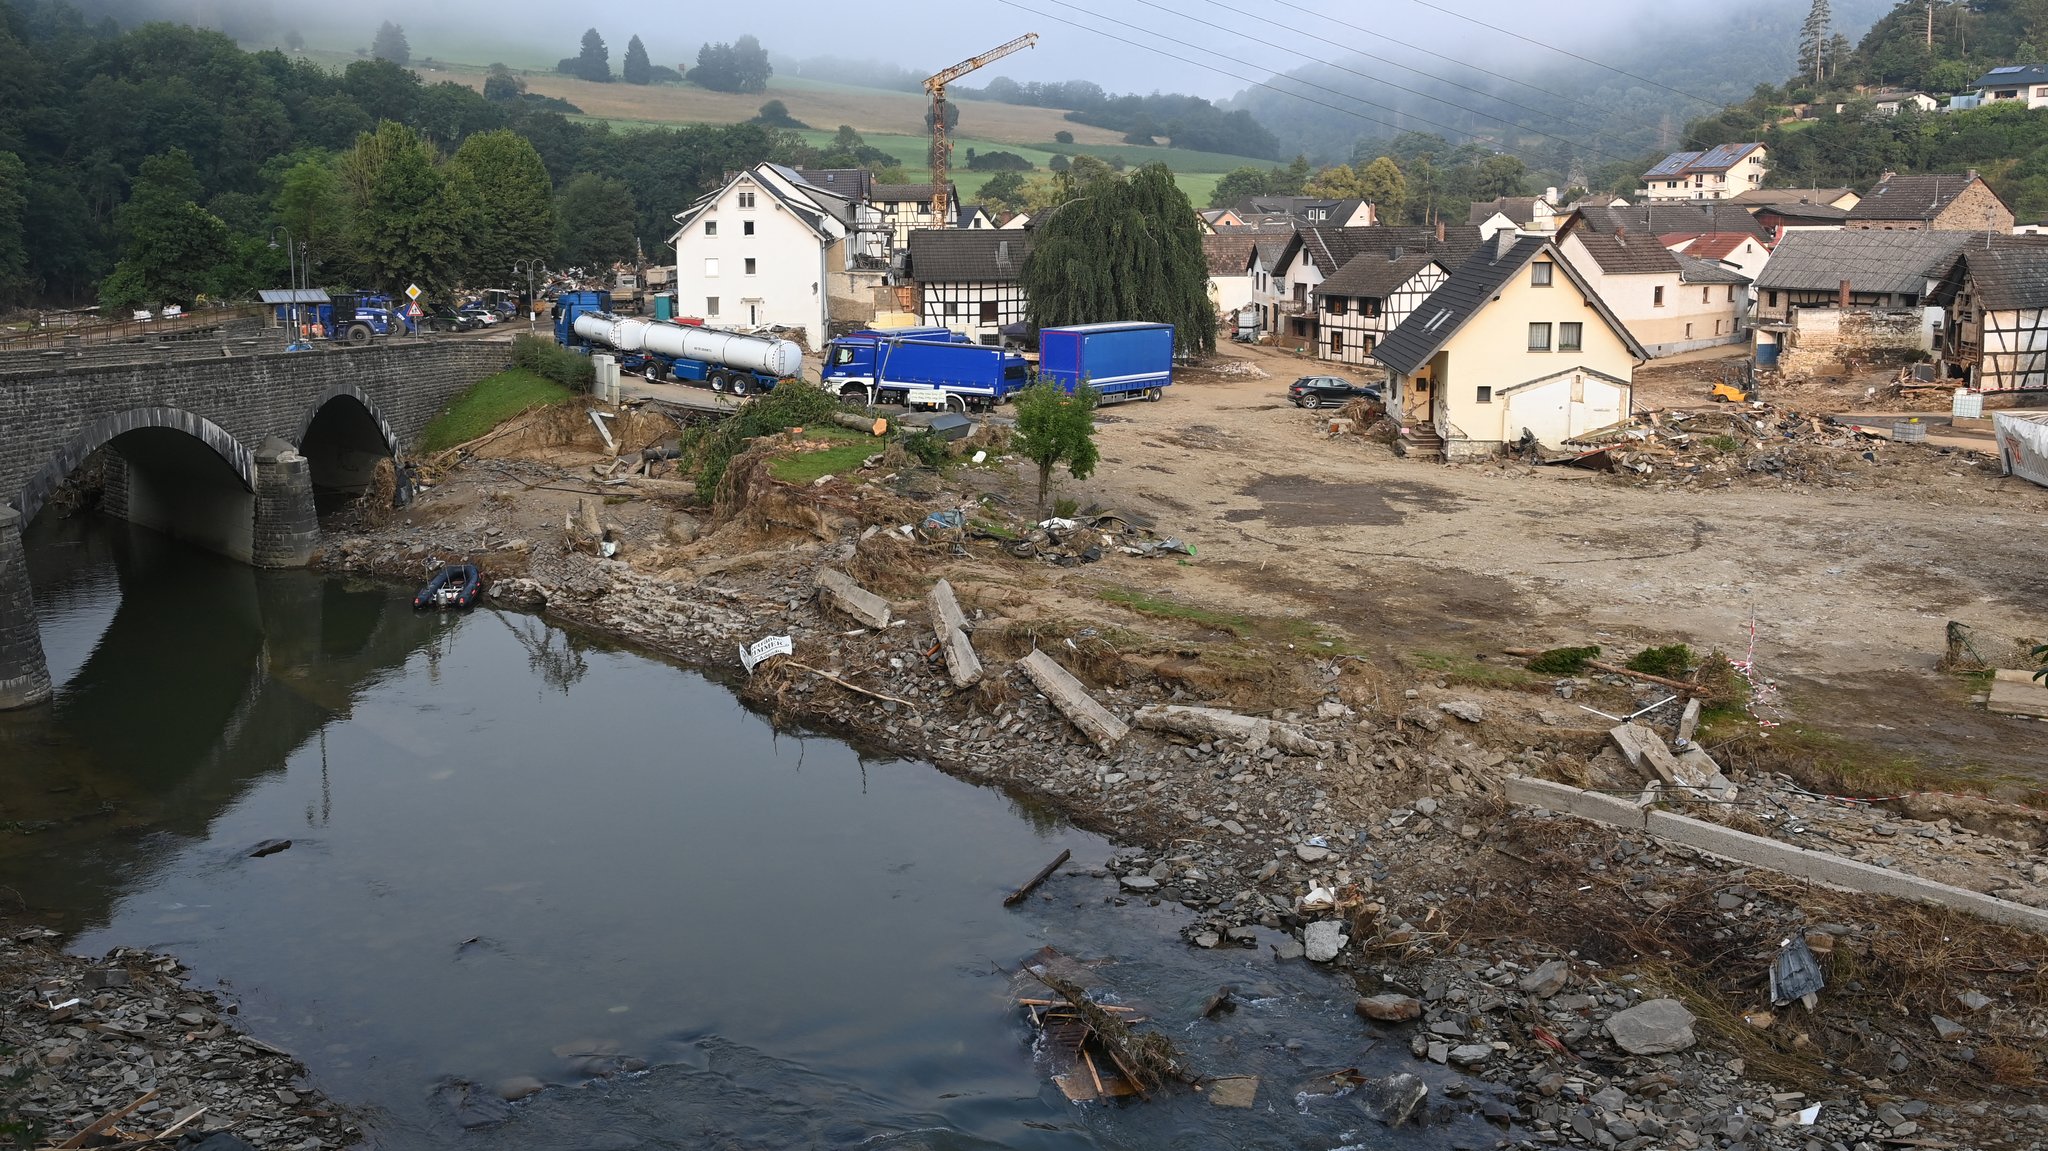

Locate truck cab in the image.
[822,328,969,402]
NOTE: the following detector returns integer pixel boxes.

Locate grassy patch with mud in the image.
[420,369,572,453]
[769,428,877,486]
[1408,650,1546,691]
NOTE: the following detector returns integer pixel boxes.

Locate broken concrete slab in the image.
[927,579,982,688]
[1987,671,2048,718]
[1676,697,1702,745]
[1129,704,1330,756]
[815,568,891,629]
[1019,649,1128,751]
[1610,723,1734,801]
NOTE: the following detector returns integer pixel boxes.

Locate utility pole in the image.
[1926,0,1934,48]
[513,258,547,333]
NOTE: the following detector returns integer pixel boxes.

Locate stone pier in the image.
[0,506,52,710]
[251,438,320,569]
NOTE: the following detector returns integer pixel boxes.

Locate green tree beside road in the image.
[451,131,557,286]
[555,173,635,268]
[1012,381,1100,509]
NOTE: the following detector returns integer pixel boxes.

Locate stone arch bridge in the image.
[1,340,510,709]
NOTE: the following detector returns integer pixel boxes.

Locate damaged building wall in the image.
[1774,308,1931,377]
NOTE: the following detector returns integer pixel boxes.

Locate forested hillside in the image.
[1664,1,2048,220]
[1228,0,1890,190]
[0,1,844,310]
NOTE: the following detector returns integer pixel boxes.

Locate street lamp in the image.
[513,258,548,333]
[269,227,309,351]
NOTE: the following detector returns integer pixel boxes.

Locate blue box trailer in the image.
[1037,322,1174,402]
[871,339,1030,410]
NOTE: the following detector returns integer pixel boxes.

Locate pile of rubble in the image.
[1536,403,1995,488]
[3,926,354,1150]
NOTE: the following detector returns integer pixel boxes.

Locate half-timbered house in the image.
[904,228,1031,345]
[874,183,960,250]
[1313,251,1449,367]
[1930,235,2048,393]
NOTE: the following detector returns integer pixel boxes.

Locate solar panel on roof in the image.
[1989,66,2024,74]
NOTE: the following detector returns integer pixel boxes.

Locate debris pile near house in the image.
[1533,403,1995,488]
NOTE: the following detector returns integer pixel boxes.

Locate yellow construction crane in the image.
[925,33,1038,226]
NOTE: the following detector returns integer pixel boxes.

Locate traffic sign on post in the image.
[405,283,422,302]
[406,302,423,318]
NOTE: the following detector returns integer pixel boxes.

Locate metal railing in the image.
[0,304,266,351]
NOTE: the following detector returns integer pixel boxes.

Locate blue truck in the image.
[272,293,418,343]
[553,289,802,394]
[821,331,1028,410]
[1037,322,1174,402]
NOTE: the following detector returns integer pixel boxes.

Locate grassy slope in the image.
[420,368,571,452]
[291,45,1258,203]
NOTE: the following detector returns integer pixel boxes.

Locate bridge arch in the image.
[19,407,255,525]
[295,384,401,504]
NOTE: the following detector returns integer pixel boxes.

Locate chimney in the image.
[1838,279,1851,308]
[1435,219,1446,243]
[1493,229,1516,261]
[1967,167,1980,183]
[1880,169,1896,183]
[1390,245,1404,261]
[1544,186,1558,205]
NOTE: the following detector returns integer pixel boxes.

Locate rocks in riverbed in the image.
[1605,998,1698,1055]
[1355,993,1423,1022]
[1302,920,1347,963]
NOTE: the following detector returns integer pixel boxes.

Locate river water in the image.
[1,519,1504,1150]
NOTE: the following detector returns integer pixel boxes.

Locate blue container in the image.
[1036,322,1174,399]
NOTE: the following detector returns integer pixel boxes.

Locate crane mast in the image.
[925,33,1038,225]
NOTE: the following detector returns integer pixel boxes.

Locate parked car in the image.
[458,305,499,326]
[424,310,480,333]
[1288,375,1380,409]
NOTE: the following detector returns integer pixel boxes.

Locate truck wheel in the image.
[731,376,751,397]
[347,323,372,343]
[708,372,728,393]
[838,384,869,402]
[1146,387,1164,402]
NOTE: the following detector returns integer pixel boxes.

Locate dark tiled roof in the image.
[1562,206,1684,275]
[1752,230,1969,295]
[1282,224,1482,275]
[1319,252,1443,299]
[905,228,1030,282]
[1952,235,2048,310]
[1674,253,1751,284]
[873,183,949,202]
[1202,232,1259,276]
[1972,64,2048,89]
[1466,196,1549,226]
[1847,172,1987,222]
[1729,188,1854,207]
[1376,233,1645,376]
[795,168,874,199]
[1754,201,1850,223]
[1604,201,1771,241]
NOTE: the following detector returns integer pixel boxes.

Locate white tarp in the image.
[1994,411,2048,489]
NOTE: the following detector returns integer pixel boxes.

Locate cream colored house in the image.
[1375,232,1647,459]
[1640,142,1767,201]
[1555,207,1752,356]
[873,182,960,250]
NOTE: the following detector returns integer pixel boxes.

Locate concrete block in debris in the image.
[1643,809,2048,935]
[815,568,891,628]
[1019,648,1128,751]
[1131,704,1330,756]
[1987,672,2048,718]
[927,579,982,688]
[1503,775,1648,831]
[1610,723,1731,800]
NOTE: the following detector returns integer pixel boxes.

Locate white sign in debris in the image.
[906,388,948,408]
[739,635,793,673]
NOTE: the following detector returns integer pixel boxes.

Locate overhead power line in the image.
[1002,0,1643,167]
[1401,0,1726,108]
[1119,0,1639,164]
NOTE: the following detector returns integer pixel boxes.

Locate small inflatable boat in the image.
[413,563,482,610]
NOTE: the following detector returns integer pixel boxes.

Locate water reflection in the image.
[1,519,1501,1150]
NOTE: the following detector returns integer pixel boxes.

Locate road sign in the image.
[405,283,422,301]
[406,302,423,318]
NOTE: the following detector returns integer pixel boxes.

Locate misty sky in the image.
[261,0,1761,101]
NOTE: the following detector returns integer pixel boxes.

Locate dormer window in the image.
[738,192,756,209]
